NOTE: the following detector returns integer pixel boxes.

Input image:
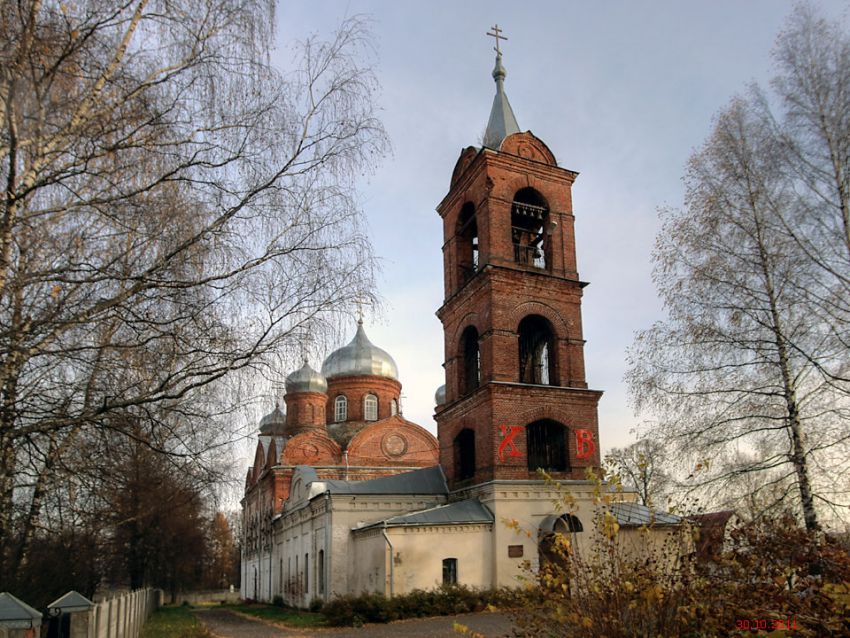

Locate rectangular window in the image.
[442,558,458,585]
[304,552,309,593]
[318,550,325,595]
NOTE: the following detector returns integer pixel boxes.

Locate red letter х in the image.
[498,425,524,462]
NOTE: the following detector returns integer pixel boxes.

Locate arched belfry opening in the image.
[456,202,478,285]
[453,428,475,482]
[460,326,481,394]
[511,188,549,269]
[526,419,568,472]
[518,315,556,385]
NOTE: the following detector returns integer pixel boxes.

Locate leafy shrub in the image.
[271,595,284,608]
[511,508,850,636]
[308,598,324,612]
[320,585,522,626]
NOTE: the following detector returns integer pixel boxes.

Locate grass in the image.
[223,602,327,628]
[141,605,209,638]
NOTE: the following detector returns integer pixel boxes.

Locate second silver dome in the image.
[321,321,399,380]
[285,360,328,394]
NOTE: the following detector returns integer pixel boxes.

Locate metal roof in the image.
[47,590,94,612]
[482,52,520,150]
[0,592,42,628]
[320,465,447,496]
[285,360,327,395]
[259,404,286,435]
[361,498,493,530]
[322,320,399,381]
[611,502,682,527]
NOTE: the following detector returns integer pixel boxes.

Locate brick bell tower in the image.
[435,29,602,490]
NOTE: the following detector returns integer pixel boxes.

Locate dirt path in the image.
[194,608,517,638]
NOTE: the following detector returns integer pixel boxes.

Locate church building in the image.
[241,32,676,606]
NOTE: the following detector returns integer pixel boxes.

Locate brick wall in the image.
[435,131,602,488]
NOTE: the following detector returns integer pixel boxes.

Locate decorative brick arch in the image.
[449,311,483,348]
[347,416,439,466]
[517,405,574,428]
[281,431,341,466]
[494,172,571,216]
[450,146,480,188]
[509,301,569,339]
[500,132,557,166]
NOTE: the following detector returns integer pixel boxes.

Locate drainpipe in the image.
[325,492,331,601]
[343,450,349,480]
[269,533,273,601]
[381,521,394,598]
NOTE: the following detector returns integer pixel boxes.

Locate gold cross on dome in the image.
[486,24,508,54]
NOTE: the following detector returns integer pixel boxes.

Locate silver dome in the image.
[321,321,399,380]
[259,404,286,435]
[435,384,446,406]
[285,360,328,395]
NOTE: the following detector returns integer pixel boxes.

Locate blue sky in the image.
[269,1,849,452]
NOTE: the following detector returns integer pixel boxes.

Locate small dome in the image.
[259,404,286,435]
[322,321,399,380]
[435,384,446,406]
[285,360,328,395]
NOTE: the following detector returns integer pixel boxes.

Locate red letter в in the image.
[575,428,595,460]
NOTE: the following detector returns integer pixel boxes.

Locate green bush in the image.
[271,595,284,608]
[320,585,522,626]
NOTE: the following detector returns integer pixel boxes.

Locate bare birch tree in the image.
[604,438,671,508]
[628,6,850,532]
[0,0,388,583]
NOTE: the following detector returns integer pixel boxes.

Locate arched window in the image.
[526,419,568,472]
[518,315,556,385]
[460,326,480,394]
[454,429,476,481]
[364,393,378,421]
[390,399,398,416]
[538,514,583,577]
[511,188,550,269]
[456,202,479,285]
[334,395,347,422]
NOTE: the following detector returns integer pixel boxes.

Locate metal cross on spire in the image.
[486,24,508,54]
[354,296,367,325]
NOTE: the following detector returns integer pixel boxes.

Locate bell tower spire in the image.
[483,25,520,149]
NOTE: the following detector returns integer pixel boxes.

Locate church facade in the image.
[241,40,677,607]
